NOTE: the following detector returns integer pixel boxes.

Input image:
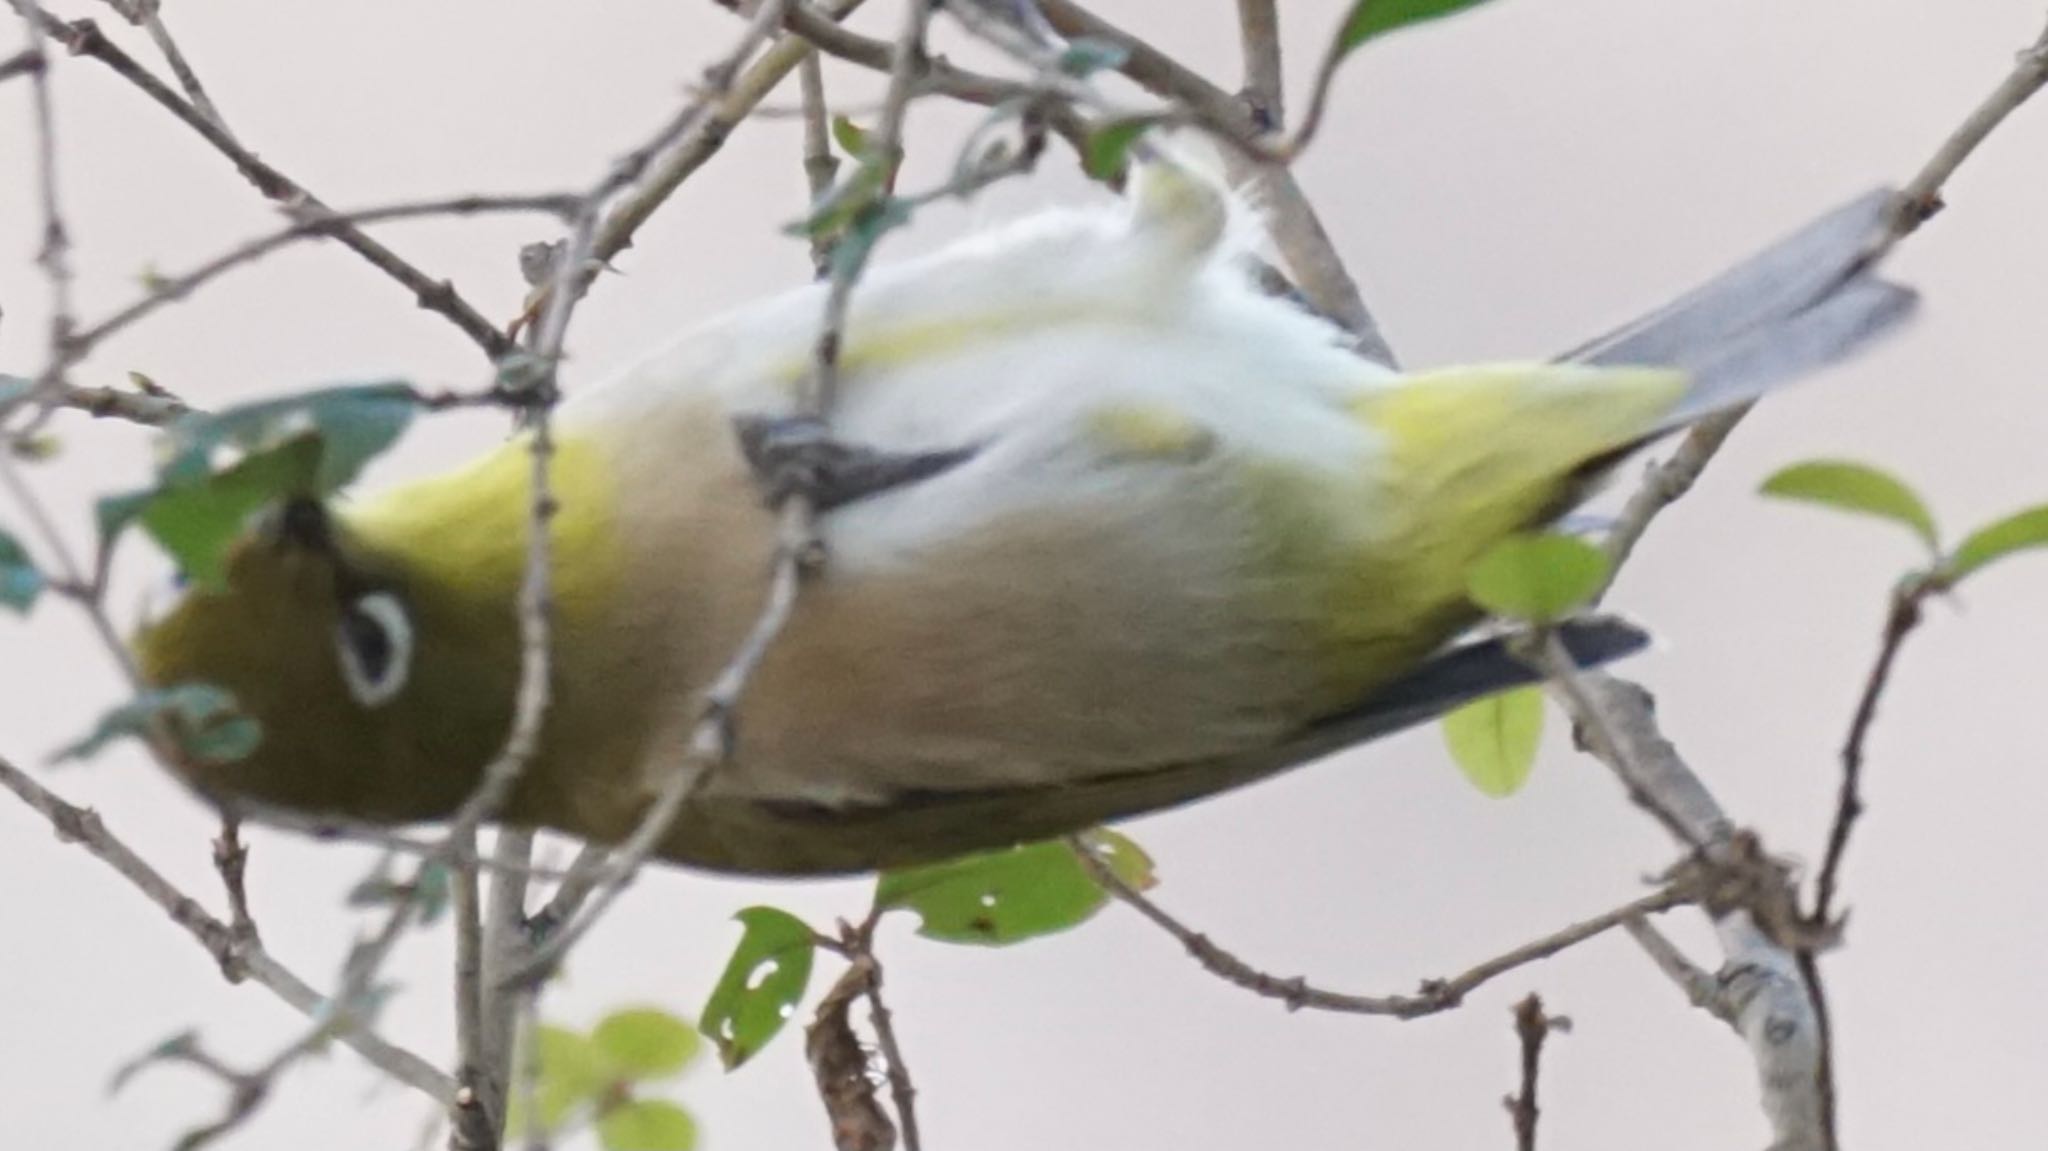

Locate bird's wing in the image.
[667,617,1649,875]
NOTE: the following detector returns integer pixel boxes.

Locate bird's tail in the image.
[1562,187,1918,434]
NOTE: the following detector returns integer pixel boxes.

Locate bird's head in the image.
[134,494,518,825]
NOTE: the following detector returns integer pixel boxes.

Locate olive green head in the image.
[135,497,518,824]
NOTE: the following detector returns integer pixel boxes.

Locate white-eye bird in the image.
[135,163,1915,875]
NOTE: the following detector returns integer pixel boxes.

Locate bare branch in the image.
[9,0,77,378]
[1540,664,1827,1150]
[0,753,454,1102]
[65,194,579,375]
[1885,15,2048,245]
[1599,15,2048,586]
[1811,578,1931,925]
[583,0,871,284]
[101,0,234,135]
[1074,835,1690,1018]
[1234,0,1283,129]
[5,6,515,363]
[1506,993,1565,1151]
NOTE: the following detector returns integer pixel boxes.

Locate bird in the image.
[133,161,1915,876]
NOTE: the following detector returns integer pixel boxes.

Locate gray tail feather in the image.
[1560,187,1918,432]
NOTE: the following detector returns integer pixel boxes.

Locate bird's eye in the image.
[334,591,413,708]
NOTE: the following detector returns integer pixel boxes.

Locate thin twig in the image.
[0,753,454,1102]
[1234,0,1283,130]
[6,6,515,363]
[575,0,871,295]
[1623,915,1733,1022]
[1506,993,1561,1151]
[1074,835,1690,1017]
[11,0,76,378]
[509,0,929,991]
[0,44,43,82]
[65,194,579,369]
[1598,15,2048,588]
[1884,15,2048,247]
[106,0,233,134]
[1810,580,1930,925]
[449,830,495,1151]
[479,829,535,1140]
[798,52,839,276]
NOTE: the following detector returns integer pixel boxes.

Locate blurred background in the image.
[2,1,2045,1147]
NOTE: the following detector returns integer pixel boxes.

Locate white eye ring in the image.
[335,591,414,708]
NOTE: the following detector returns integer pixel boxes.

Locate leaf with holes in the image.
[1945,504,2048,584]
[699,906,816,1070]
[0,528,43,613]
[1335,0,1501,58]
[1083,117,1154,181]
[593,1007,701,1082]
[875,829,1153,947]
[1467,532,1611,623]
[1761,459,1940,554]
[1442,686,1545,798]
[52,683,261,765]
[598,1099,697,1151]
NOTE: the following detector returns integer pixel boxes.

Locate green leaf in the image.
[1945,504,2048,584]
[1441,686,1544,798]
[100,383,420,584]
[155,382,417,494]
[598,1099,697,1151]
[1083,118,1152,181]
[136,434,321,590]
[1760,459,1940,553]
[0,528,44,612]
[528,1025,611,1133]
[593,1008,701,1082]
[875,829,1151,947]
[53,683,261,765]
[699,907,816,1070]
[1467,533,1611,622]
[829,114,870,159]
[1336,0,1500,57]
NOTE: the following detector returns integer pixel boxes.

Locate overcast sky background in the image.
[3,2,2046,1148]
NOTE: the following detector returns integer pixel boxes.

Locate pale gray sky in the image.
[3,2,2045,1149]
